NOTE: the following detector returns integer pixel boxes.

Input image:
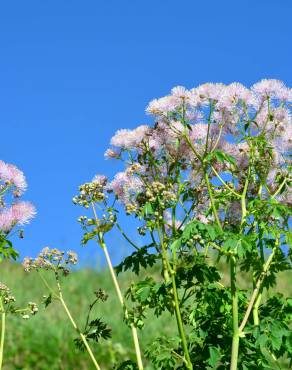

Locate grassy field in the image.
[0,261,173,370]
[0,261,290,370]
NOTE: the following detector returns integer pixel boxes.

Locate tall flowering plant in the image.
[0,160,36,369]
[76,79,291,369]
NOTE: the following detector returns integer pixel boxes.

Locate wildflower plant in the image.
[23,248,108,370]
[75,79,291,369]
[74,176,144,370]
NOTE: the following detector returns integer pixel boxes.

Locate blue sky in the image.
[0,0,291,266]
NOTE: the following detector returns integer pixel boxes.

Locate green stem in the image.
[253,228,264,326]
[209,242,234,256]
[91,203,144,370]
[58,292,101,370]
[230,169,250,369]
[53,273,101,370]
[171,271,193,370]
[204,171,222,231]
[230,256,239,370]
[211,166,241,197]
[101,242,144,370]
[271,177,287,199]
[239,246,277,333]
[252,293,262,326]
[116,222,140,250]
[204,102,214,154]
[240,173,249,228]
[38,272,59,299]
[91,198,143,370]
[157,227,193,370]
[183,130,203,162]
[0,299,5,370]
[210,122,224,153]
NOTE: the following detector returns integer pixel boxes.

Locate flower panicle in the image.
[73,175,108,208]
[0,282,38,319]
[23,248,78,273]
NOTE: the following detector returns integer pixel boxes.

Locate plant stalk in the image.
[157,227,193,370]
[171,271,193,370]
[0,299,5,370]
[230,171,250,370]
[60,295,101,370]
[101,240,144,370]
[230,256,239,370]
[55,277,101,370]
[252,293,261,326]
[91,202,144,369]
[239,247,277,333]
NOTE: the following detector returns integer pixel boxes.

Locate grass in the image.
[0,262,173,370]
[0,260,290,369]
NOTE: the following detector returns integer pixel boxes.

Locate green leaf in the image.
[114,360,138,370]
[204,224,217,241]
[208,346,221,368]
[143,202,153,216]
[115,246,156,275]
[170,238,181,252]
[222,238,237,251]
[259,346,281,369]
[209,150,237,167]
[43,294,52,308]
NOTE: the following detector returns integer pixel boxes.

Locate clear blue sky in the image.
[0,0,291,266]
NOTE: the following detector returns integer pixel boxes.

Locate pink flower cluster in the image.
[110,125,150,150]
[106,80,291,161]
[0,202,36,232]
[0,160,36,233]
[107,171,144,204]
[146,79,291,115]
[0,160,27,194]
[102,79,291,211]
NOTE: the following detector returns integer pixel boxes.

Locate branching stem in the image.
[239,247,277,333]
[157,227,193,370]
[91,203,144,370]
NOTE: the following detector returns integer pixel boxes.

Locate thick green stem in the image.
[253,229,264,326]
[158,228,193,370]
[101,243,144,370]
[55,277,102,370]
[91,202,144,370]
[240,176,249,228]
[60,295,101,370]
[170,271,193,370]
[252,293,262,326]
[230,172,250,369]
[230,257,239,370]
[0,299,5,370]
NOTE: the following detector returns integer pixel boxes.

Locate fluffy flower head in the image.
[252,79,290,101]
[0,160,27,194]
[110,125,150,149]
[0,201,36,232]
[107,171,144,204]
